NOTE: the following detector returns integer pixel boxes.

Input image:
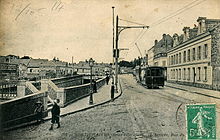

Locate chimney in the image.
[162,34,166,39]
[173,33,179,47]
[183,27,190,42]
[154,40,158,46]
[197,17,206,34]
[162,34,167,47]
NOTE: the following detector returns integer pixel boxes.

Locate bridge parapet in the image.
[42,76,106,107]
[0,92,48,131]
[63,77,106,106]
[0,76,107,131]
[51,75,83,88]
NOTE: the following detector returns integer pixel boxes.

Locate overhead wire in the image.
[117,0,207,60]
[150,0,207,28]
[119,18,146,26]
[150,0,201,26]
[117,17,147,50]
[131,0,207,45]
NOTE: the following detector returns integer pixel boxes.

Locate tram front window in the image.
[151,69,163,76]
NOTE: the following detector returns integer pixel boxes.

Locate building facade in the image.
[147,34,173,67]
[167,17,220,90]
[147,46,154,66]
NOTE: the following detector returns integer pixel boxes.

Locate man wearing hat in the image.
[47,95,61,130]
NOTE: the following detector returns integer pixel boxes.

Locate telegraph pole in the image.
[115,15,119,93]
[112,6,115,84]
[112,6,115,64]
[114,15,149,93]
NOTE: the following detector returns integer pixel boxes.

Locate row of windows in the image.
[169,44,208,65]
[170,67,208,82]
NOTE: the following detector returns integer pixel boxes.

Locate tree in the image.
[119,60,133,67]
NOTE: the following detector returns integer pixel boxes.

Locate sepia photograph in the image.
[0,0,220,139]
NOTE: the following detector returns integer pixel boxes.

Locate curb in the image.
[165,84,220,100]
[135,78,220,100]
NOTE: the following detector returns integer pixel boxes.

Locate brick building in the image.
[167,17,220,90]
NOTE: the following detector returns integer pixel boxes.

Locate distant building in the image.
[147,34,173,67]
[0,55,19,63]
[0,63,27,81]
[153,34,173,67]
[0,55,27,81]
[167,17,220,90]
[9,57,75,80]
[52,60,75,77]
[75,60,111,76]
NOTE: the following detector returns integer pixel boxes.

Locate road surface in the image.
[3,74,220,140]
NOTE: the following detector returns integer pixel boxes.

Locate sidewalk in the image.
[45,79,122,120]
[165,82,220,99]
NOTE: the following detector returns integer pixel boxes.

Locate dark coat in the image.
[111,84,114,99]
[51,103,60,116]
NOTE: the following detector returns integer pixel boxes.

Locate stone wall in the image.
[52,75,83,88]
[0,92,48,131]
[63,77,106,106]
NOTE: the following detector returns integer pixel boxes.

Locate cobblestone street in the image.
[3,75,220,140]
[3,93,136,140]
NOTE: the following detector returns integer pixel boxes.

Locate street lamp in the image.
[89,58,94,105]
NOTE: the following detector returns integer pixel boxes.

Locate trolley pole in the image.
[114,15,149,93]
[112,6,115,65]
[115,15,119,93]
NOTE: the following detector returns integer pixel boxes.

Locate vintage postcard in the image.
[0,0,220,139]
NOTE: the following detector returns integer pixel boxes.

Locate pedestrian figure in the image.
[106,75,110,85]
[34,101,43,123]
[47,95,61,130]
[192,107,212,137]
[93,80,97,93]
[111,82,114,101]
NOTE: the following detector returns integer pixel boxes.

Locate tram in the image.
[134,66,165,88]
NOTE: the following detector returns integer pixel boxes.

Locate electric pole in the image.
[112,7,115,64]
[112,6,115,83]
[114,15,149,93]
[115,15,119,93]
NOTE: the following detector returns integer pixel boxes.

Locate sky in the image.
[0,0,220,63]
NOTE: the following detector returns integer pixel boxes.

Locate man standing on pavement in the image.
[47,95,61,130]
[111,82,114,101]
[106,75,110,85]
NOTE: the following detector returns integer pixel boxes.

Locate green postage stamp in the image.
[186,104,216,140]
